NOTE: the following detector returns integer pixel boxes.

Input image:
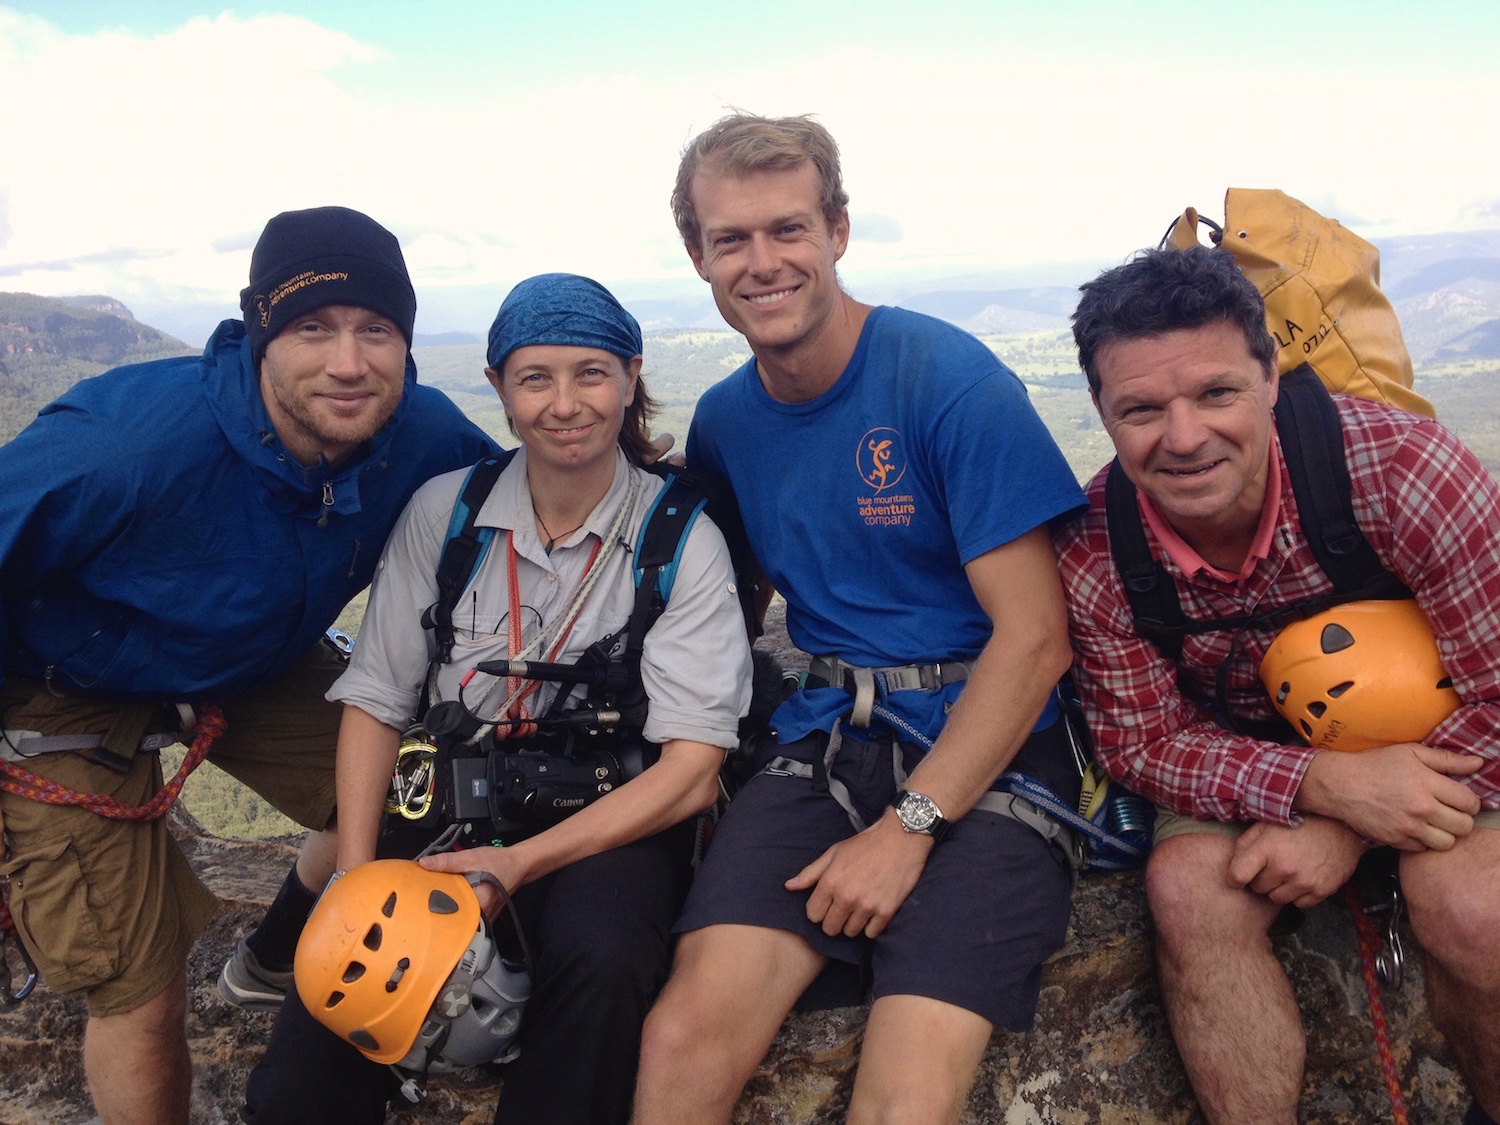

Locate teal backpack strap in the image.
[423,452,516,666]
[611,472,708,717]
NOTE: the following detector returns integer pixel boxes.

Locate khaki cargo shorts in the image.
[1154,805,1500,842]
[0,644,343,1016]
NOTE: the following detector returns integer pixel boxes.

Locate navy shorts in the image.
[675,726,1074,1030]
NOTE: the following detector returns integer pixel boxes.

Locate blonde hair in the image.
[671,113,849,249]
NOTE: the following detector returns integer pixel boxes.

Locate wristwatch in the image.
[891,790,952,843]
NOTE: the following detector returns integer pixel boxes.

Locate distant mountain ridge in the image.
[0,292,195,443]
[0,292,190,371]
[5,224,1499,455]
[622,230,1474,364]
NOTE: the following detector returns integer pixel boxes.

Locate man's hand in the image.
[1227,815,1366,908]
[419,847,528,919]
[1295,743,1482,851]
[785,812,933,938]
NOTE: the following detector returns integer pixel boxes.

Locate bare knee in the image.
[639,978,727,1077]
[1146,835,1280,963]
[91,973,188,1039]
[636,979,759,1125]
[1403,831,1500,983]
[1406,880,1500,984]
[84,973,191,1125]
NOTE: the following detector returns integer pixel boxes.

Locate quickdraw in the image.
[0,704,227,1004]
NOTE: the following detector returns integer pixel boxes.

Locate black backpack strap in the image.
[561,468,706,731]
[1104,458,1189,660]
[1273,365,1409,601]
[422,452,517,667]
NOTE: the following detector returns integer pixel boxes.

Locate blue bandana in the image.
[486,273,642,371]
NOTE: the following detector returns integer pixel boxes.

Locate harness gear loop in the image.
[387,734,440,821]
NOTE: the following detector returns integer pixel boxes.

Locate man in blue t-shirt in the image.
[634,114,1086,1124]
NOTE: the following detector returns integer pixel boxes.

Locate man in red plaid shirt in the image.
[1055,246,1499,1125]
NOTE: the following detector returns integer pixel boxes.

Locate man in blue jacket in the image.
[0,206,497,1125]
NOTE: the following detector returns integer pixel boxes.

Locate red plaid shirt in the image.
[1055,395,1500,825]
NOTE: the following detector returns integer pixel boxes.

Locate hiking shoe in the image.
[217,938,293,1011]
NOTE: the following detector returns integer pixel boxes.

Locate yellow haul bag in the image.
[1164,188,1435,419]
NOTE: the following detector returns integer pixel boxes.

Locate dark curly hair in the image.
[1072,245,1276,395]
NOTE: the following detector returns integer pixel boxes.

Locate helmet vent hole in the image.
[350,1030,380,1052]
[1299,719,1313,738]
[1307,702,1327,718]
[1327,681,1354,699]
[1437,676,1453,690]
[326,991,345,1008]
[428,889,461,915]
[342,962,366,984]
[1320,623,1356,654]
[381,892,397,918]
[363,924,382,951]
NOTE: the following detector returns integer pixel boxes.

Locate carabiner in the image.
[1372,887,1405,990]
[387,736,439,820]
[1,927,38,1005]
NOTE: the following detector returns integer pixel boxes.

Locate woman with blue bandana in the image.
[243,274,752,1125]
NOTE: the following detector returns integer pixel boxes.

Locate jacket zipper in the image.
[317,481,334,528]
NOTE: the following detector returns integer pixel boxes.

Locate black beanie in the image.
[239,206,417,358]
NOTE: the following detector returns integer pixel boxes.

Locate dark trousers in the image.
[242,825,694,1125]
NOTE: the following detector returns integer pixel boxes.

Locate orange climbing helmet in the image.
[294,860,529,1074]
[1259,599,1461,752]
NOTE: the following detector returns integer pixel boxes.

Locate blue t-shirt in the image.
[688,306,1085,744]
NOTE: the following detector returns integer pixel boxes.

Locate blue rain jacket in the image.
[0,319,498,699]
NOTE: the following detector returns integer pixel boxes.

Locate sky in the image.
[2,0,1498,342]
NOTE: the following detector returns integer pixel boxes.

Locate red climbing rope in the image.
[1342,882,1409,1125]
[0,704,225,819]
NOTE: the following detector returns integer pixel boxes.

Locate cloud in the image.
[1461,197,1500,225]
[2,5,1496,341]
[0,9,382,301]
[0,245,169,278]
[852,213,903,244]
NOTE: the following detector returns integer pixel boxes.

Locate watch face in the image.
[897,791,940,832]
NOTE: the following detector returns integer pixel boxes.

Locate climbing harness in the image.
[0,704,228,1004]
[771,671,1151,872]
[0,705,224,819]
